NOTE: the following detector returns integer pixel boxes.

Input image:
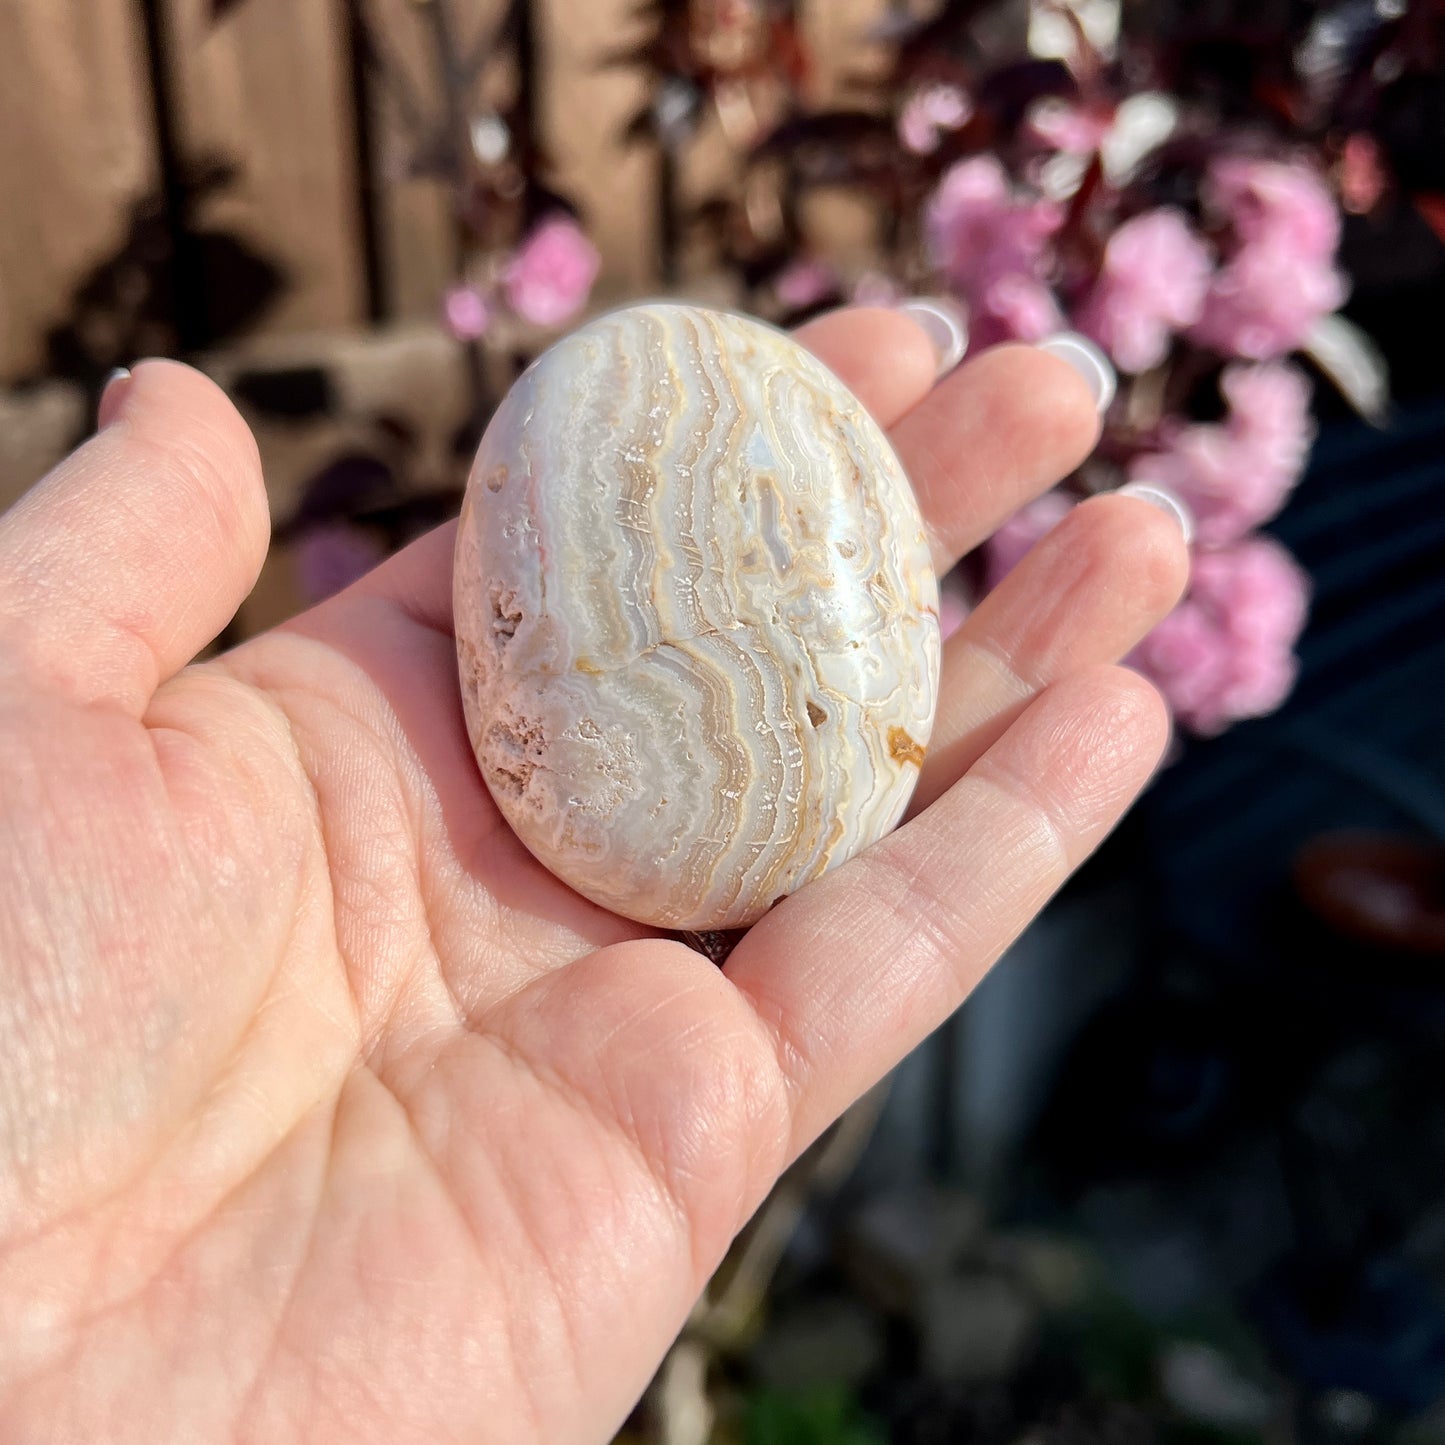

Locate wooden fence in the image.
[0,0,891,387]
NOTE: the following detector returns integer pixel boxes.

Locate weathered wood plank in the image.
[361,0,510,322]
[0,0,159,383]
[161,0,366,336]
[800,0,892,271]
[803,0,893,107]
[534,0,659,299]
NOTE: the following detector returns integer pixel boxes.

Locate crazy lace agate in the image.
[454,302,940,931]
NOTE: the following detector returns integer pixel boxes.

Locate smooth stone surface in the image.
[454,301,940,931]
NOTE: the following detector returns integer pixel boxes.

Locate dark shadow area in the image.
[38,161,286,435]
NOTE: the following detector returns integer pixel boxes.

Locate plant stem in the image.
[418,0,492,433]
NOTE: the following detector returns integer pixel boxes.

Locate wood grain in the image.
[801,0,890,269]
[160,0,366,335]
[361,0,510,321]
[803,0,893,108]
[0,0,892,384]
[534,0,659,299]
[0,0,158,383]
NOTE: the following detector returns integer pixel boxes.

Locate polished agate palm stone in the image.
[454,302,940,931]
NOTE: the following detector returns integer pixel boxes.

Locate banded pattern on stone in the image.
[454,302,940,931]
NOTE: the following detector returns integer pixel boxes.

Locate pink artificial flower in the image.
[774,259,838,310]
[1191,536,1310,646]
[983,490,1075,590]
[296,524,387,603]
[1207,157,1340,258]
[1130,533,1309,735]
[1133,604,1228,722]
[1193,158,1348,360]
[1078,209,1213,373]
[986,271,1064,342]
[899,83,973,155]
[926,157,1065,346]
[1223,362,1316,487]
[1130,363,1315,545]
[504,215,601,328]
[1193,242,1347,360]
[443,284,491,342]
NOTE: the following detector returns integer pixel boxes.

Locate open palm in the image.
[0,309,1185,1444]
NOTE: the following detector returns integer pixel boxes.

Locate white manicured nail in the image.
[97,367,134,429]
[1037,332,1117,414]
[898,297,969,377]
[1117,482,1196,544]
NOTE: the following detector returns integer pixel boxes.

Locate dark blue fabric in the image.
[1136,398,1445,968]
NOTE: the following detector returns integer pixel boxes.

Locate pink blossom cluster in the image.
[505,215,602,327]
[899,83,973,155]
[773,258,839,310]
[1192,157,1348,359]
[443,214,601,341]
[1130,362,1316,545]
[980,478,1312,738]
[444,285,491,342]
[1078,209,1214,373]
[1129,535,1310,736]
[925,157,1064,345]
[1128,361,1316,732]
[927,141,1348,737]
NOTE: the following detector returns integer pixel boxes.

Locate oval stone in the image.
[454,302,940,931]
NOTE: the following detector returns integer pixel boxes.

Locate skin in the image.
[0,309,1187,1444]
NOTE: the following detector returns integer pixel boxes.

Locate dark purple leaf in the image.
[283,454,400,538]
[232,366,334,420]
[888,0,1002,75]
[752,110,897,158]
[975,60,1076,126]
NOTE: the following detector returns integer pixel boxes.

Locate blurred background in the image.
[4,0,1445,1441]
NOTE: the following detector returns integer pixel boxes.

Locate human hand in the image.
[0,309,1186,1443]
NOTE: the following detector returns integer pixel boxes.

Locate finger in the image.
[893,343,1104,571]
[793,305,945,428]
[0,362,268,713]
[727,665,1170,1155]
[913,492,1189,813]
[348,520,458,635]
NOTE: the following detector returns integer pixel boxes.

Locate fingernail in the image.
[1037,332,1117,414]
[97,367,134,429]
[898,297,969,378]
[1117,481,1196,544]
